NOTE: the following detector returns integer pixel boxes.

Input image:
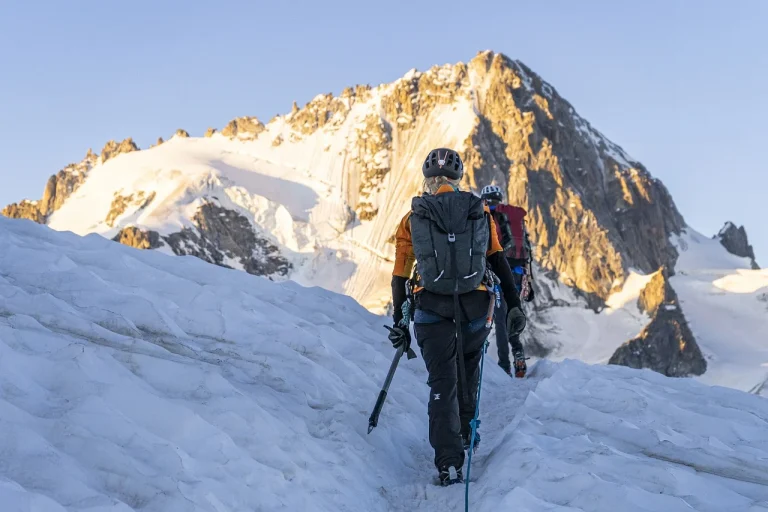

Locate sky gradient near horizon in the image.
[1,0,766,261]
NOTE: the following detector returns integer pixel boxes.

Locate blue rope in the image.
[464,339,489,512]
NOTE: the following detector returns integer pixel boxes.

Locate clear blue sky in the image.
[1,0,765,261]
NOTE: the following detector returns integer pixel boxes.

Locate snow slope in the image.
[3,217,768,511]
[45,134,382,302]
[539,270,654,364]
[483,265,654,366]
[671,230,768,394]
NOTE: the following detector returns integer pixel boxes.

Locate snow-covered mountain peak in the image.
[3,50,764,385]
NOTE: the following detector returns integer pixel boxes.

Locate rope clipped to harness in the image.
[465,339,489,512]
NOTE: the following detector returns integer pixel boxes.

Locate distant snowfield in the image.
[529,229,768,395]
[3,217,768,511]
[671,230,768,395]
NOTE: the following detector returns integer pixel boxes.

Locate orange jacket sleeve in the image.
[392,212,416,278]
[486,207,503,256]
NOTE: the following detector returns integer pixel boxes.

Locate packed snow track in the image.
[1,217,768,512]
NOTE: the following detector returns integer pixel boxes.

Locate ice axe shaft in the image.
[367,344,415,434]
[369,284,417,434]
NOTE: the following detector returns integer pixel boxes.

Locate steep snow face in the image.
[670,229,768,394]
[2,218,768,511]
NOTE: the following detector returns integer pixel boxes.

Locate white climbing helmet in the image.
[480,185,503,202]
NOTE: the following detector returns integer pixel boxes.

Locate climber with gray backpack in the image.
[387,148,527,486]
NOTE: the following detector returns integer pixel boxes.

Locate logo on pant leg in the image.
[433,393,441,400]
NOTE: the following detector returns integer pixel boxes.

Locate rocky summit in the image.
[3,50,737,378]
[716,222,760,270]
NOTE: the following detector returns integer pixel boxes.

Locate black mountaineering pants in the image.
[414,311,491,470]
[496,264,524,373]
[495,293,524,372]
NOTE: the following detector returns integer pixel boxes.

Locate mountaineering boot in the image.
[513,349,527,378]
[463,430,481,452]
[438,465,464,486]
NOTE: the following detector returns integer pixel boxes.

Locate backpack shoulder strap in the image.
[485,211,494,252]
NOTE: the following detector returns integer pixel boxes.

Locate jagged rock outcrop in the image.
[342,85,372,103]
[175,129,190,138]
[288,94,353,135]
[113,226,163,250]
[353,114,392,220]
[461,52,685,300]
[610,307,706,377]
[101,138,139,163]
[1,201,45,223]
[610,270,706,377]
[382,66,466,128]
[164,202,291,278]
[109,201,292,279]
[637,269,671,316]
[2,149,99,222]
[105,191,156,227]
[204,127,216,137]
[716,222,759,269]
[221,117,265,139]
[152,137,164,147]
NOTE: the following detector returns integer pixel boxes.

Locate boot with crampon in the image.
[513,349,527,378]
[438,465,464,486]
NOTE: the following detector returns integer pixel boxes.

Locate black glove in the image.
[506,307,527,336]
[385,324,411,351]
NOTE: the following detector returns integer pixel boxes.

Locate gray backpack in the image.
[410,191,489,295]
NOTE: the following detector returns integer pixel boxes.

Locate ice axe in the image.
[368,289,417,434]
[367,340,416,434]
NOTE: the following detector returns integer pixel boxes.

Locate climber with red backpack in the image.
[480,185,535,378]
[387,148,527,486]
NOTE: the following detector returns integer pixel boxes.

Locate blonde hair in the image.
[422,175,461,195]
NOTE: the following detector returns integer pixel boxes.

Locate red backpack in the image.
[492,204,531,261]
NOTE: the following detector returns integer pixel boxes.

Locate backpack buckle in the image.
[447,233,456,243]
